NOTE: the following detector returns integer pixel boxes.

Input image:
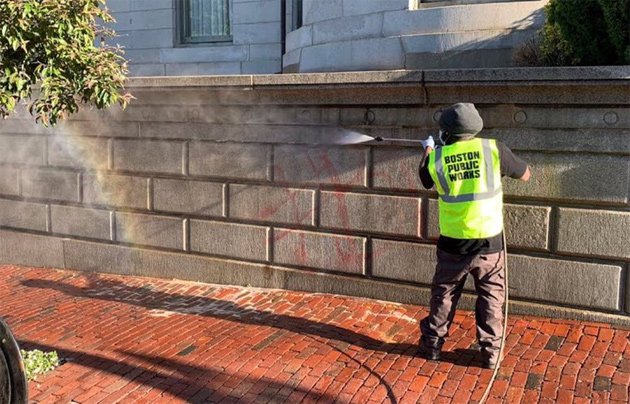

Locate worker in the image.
[418,103,531,369]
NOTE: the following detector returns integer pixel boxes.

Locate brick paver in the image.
[0,265,628,403]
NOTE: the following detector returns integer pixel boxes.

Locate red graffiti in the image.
[263,146,403,272]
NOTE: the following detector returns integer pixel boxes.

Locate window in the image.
[292,0,302,31]
[180,0,231,44]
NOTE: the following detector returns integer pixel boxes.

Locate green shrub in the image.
[518,0,629,66]
[0,0,131,125]
[514,24,578,66]
[597,0,630,63]
[541,22,584,66]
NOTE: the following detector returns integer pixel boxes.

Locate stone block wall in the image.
[0,67,629,324]
[106,0,282,75]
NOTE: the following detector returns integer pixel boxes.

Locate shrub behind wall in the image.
[516,0,629,66]
[597,0,630,63]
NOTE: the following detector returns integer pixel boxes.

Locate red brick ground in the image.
[0,265,628,403]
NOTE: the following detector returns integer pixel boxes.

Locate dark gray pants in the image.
[420,248,505,358]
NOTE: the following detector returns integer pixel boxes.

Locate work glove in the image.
[420,135,435,150]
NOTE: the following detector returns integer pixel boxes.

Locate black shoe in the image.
[426,349,441,361]
[419,344,441,361]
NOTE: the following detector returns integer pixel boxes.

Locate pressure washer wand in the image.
[372,136,427,146]
[328,129,433,147]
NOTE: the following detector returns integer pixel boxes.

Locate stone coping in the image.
[127,66,630,88]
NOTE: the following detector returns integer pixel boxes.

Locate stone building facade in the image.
[107,0,549,75]
[107,0,289,76]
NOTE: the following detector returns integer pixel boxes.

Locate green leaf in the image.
[0,0,131,126]
[20,349,60,381]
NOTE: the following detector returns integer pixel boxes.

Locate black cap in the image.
[438,103,483,137]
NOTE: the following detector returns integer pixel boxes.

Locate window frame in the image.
[177,0,233,45]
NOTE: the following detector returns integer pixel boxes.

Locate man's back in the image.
[419,137,529,255]
[417,102,531,368]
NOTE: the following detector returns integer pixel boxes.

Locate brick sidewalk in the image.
[1,265,628,403]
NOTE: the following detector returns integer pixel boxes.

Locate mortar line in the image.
[147,178,154,211]
[182,141,189,176]
[548,205,560,253]
[45,204,52,233]
[77,172,83,203]
[17,168,22,196]
[364,236,372,278]
[267,145,274,182]
[107,138,114,170]
[44,135,49,166]
[366,146,374,189]
[421,70,428,106]
[223,184,230,218]
[183,218,190,252]
[620,263,629,315]
[313,188,321,227]
[267,227,273,263]
[12,162,622,211]
[0,191,625,265]
[420,197,428,240]
[110,211,116,241]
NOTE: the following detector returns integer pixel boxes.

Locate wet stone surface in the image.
[0,265,628,403]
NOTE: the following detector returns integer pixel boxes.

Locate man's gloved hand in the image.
[420,135,435,150]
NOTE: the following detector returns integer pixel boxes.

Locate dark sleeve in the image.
[418,155,434,189]
[498,141,528,179]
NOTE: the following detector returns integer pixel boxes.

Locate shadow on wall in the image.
[403,8,546,69]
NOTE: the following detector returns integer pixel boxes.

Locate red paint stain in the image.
[267,147,407,271]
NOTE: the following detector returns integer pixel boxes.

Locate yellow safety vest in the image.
[427,138,503,239]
